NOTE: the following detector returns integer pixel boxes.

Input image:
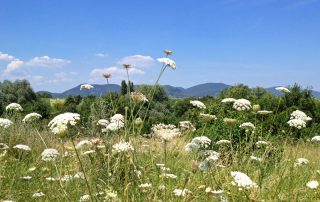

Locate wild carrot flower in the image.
[48,112,80,136]
[76,140,93,149]
[123,63,131,69]
[294,158,309,166]
[157,58,176,69]
[102,73,111,79]
[276,86,290,93]
[13,144,31,151]
[216,140,231,145]
[41,148,60,162]
[290,110,312,122]
[0,143,9,150]
[130,92,148,102]
[32,192,45,198]
[79,194,91,201]
[22,112,42,123]
[80,84,94,90]
[306,180,319,189]
[190,100,206,109]
[311,135,320,142]
[199,113,217,121]
[151,123,181,141]
[97,119,109,127]
[221,98,236,103]
[5,103,23,112]
[287,119,306,129]
[255,141,269,146]
[112,142,134,153]
[231,171,258,189]
[239,122,255,130]
[164,50,173,55]
[179,121,196,132]
[173,189,192,197]
[233,99,251,111]
[0,118,13,128]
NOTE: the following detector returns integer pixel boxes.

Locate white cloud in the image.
[4,59,24,74]
[0,52,15,61]
[95,53,108,58]
[118,55,154,68]
[26,56,70,67]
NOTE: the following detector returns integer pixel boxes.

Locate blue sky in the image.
[0,0,320,92]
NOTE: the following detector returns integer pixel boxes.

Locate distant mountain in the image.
[41,83,320,99]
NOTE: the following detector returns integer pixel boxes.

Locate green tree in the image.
[120,80,128,96]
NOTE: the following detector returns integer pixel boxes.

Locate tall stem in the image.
[71,138,94,202]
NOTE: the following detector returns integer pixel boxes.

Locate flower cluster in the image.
[294,158,309,166]
[41,148,60,162]
[231,171,258,189]
[179,121,196,132]
[80,84,94,90]
[97,119,109,127]
[22,112,42,123]
[232,99,251,111]
[275,86,290,93]
[0,118,13,128]
[199,113,217,121]
[13,144,31,151]
[185,136,211,152]
[287,119,306,129]
[5,103,23,112]
[290,110,312,122]
[239,122,255,130]
[157,58,176,69]
[102,114,125,132]
[48,112,80,135]
[112,142,134,153]
[190,100,206,109]
[151,123,181,141]
[130,92,148,102]
[221,98,236,103]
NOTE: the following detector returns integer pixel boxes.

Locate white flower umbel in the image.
[306,180,319,189]
[76,140,93,149]
[79,194,91,202]
[0,118,13,128]
[130,92,148,102]
[190,100,206,109]
[290,110,312,122]
[185,136,211,152]
[173,189,192,197]
[41,148,60,162]
[199,113,217,121]
[221,98,236,103]
[287,119,306,129]
[48,112,80,135]
[5,103,23,112]
[157,58,176,69]
[216,140,231,145]
[22,112,42,123]
[112,142,134,153]
[179,121,196,132]
[294,158,309,167]
[32,192,45,198]
[233,99,251,111]
[0,143,9,150]
[231,171,258,189]
[275,87,290,93]
[311,135,320,142]
[239,122,255,130]
[151,123,181,141]
[104,122,124,132]
[255,141,269,146]
[97,119,109,127]
[13,144,31,151]
[80,84,94,90]
[138,183,152,189]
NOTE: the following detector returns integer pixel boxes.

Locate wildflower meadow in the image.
[1,50,320,202]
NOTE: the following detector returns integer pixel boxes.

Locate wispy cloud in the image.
[118,55,155,68]
[94,53,108,58]
[26,56,70,67]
